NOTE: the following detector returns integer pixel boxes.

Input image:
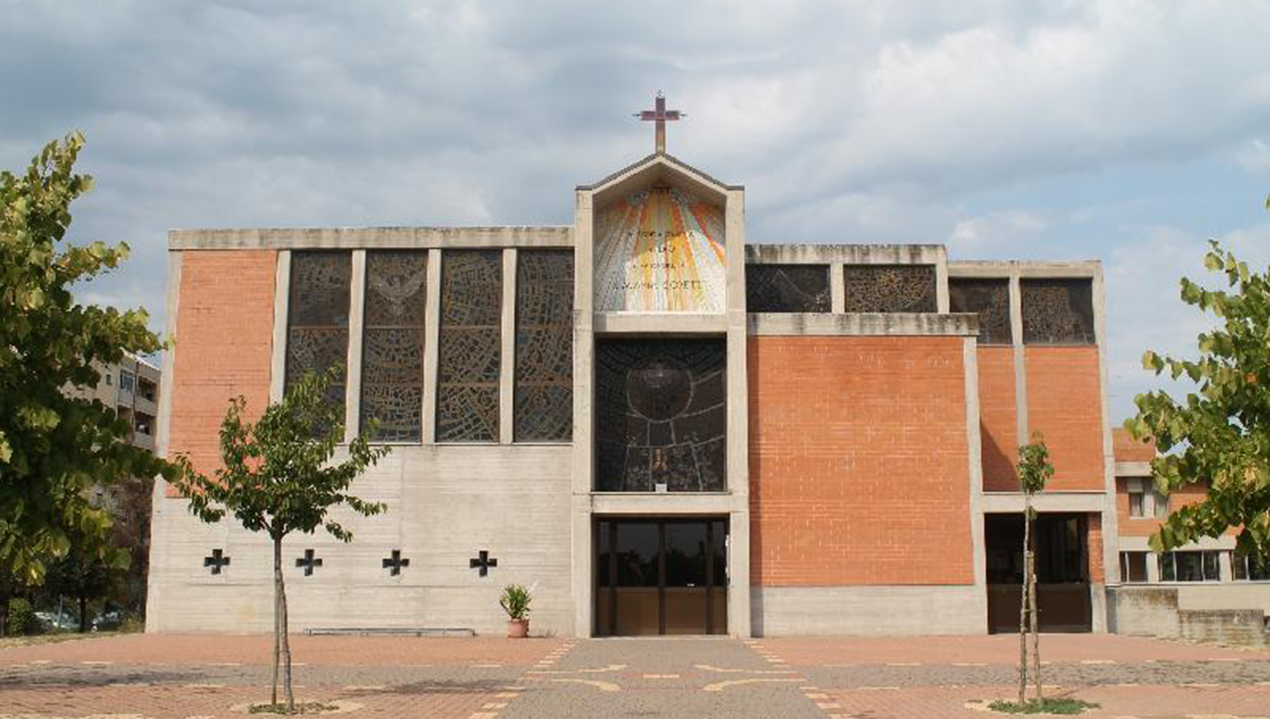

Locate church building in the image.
[146,99,1218,638]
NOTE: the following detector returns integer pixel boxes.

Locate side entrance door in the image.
[595,518,728,636]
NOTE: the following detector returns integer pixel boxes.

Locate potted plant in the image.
[500,583,532,638]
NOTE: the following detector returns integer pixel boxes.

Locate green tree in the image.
[1016,434,1054,705]
[173,367,389,712]
[44,523,118,633]
[0,134,171,631]
[1127,240,1270,567]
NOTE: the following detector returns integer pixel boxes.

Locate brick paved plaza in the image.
[1,633,1268,718]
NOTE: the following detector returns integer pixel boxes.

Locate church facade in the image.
[146,148,1141,638]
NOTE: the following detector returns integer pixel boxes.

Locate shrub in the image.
[499,584,532,621]
[7,598,35,636]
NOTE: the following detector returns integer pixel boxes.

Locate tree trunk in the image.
[78,597,88,633]
[1030,532,1042,701]
[1018,501,1031,705]
[271,536,281,706]
[1,595,9,637]
[279,555,295,713]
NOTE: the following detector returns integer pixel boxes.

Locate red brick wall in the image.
[166,250,277,496]
[1024,347,1105,491]
[1112,428,1155,463]
[1088,513,1105,583]
[748,336,974,587]
[978,347,1018,492]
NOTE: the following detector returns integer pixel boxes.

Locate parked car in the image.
[91,610,124,632]
[34,610,77,632]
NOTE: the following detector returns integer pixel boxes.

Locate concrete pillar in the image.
[421,249,443,444]
[269,251,292,403]
[499,249,518,445]
[344,250,366,443]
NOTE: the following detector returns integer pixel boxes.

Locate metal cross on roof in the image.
[634,91,684,154]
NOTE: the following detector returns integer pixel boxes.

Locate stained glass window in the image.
[595,339,726,492]
[843,265,937,313]
[515,251,574,442]
[746,264,831,312]
[286,251,351,410]
[361,250,427,442]
[949,278,1012,344]
[1021,279,1095,345]
[436,250,502,442]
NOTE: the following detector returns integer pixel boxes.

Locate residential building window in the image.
[1120,551,1148,582]
[1153,492,1169,519]
[1128,485,1145,518]
[119,370,135,393]
[1232,553,1270,581]
[105,374,112,386]
[1159,550,1221,582]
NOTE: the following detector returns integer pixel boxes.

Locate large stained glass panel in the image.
[746,264,830,312]
[950,278,1012,345]
[596,339,726,492]
[436,250,502,442]
[515,251,574,442]
[361,250,427,442]
[286,251,351,409]
[1021,279,1095,345]
[843,265,937,313]
[594,188,726,312]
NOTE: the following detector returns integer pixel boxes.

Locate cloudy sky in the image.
[3,1,1269,422]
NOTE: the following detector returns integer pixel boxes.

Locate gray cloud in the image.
[2,0,1269,419]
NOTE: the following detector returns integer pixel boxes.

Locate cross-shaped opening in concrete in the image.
[296,548,323,576]
[203,548,230,575]
[469,550,497,577]
[382,550,410,576]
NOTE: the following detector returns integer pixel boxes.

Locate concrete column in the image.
[934,247,950,313]
[1009,271,1027,442]
[500,249,518,445]
[269,251,292,403]
[147,248,189,632]
[1146,552,1162,583]
[1220,550,1234,582]
[156,251,183,462]
[571,190,596,637]
[964,337,988,594]
[1092,264,1122,588]
[830,263,846,313]
[725,187,752,638]
[344,250,366,443]
[421,249,443,444]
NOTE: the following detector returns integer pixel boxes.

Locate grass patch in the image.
[248,702,338,715]
[986,698,1100,715]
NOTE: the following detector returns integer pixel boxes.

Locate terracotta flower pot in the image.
[507,619,529,638]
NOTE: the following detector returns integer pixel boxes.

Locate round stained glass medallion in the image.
[626,356,692,421]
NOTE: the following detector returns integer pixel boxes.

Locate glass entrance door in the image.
[595,518,728,636]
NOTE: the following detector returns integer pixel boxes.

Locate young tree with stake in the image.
[173,367,389,713]
[1016,435,1054,705]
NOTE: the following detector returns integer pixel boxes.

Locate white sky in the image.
[2,0,1269,422]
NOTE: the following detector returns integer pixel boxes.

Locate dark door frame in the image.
[595,516,728,636]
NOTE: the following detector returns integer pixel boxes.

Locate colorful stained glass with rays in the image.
[594,187,726,312]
